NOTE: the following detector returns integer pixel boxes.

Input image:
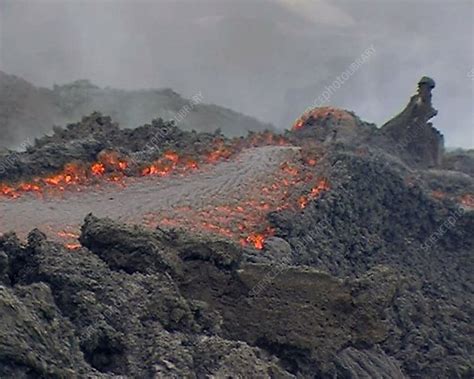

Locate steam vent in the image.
[381,76,444,167]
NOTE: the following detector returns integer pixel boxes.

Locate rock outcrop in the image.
[290,106,376,145]
[380,76,444,168]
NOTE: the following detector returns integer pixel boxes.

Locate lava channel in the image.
[0,145,329,250]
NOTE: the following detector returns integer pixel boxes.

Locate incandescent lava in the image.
[0,135,329,250]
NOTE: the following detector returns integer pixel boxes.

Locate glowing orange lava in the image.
[1,132,329,250]
[141,150,186,177]
[292,106,356,130]
[298,178,330,209]
[91,163,106,176]
[206,143,234,163]
[0,151,134,199]
[65,243,81,250]
[0,132,292,200]
[246,231,270,250]
[57,230,81,250]
[142,156,329,250]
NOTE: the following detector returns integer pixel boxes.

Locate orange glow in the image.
[18,183,41,192]
[459,194,474,208]
[141,150,188,177]
[293,120,304,130]
[184,159,199,170]
[298,178,330,209]
[97,151,129,171]
[292,106,356,131]
[0,184,18,198]
[431,190,446,200]
[206,147,233,163]
[57,230,81,250]
[246,233,266,250]
[280,162,299,176]
[0,131,292,199]
[140,139,239,176]
[41,163,86,188]
[57,230,80,239]
[2,131,331,251]
[65,243,81,250]
[143,155,328,250]
[91,163,105,176]
[141,162,173,177]
[0,158,122,198]
[164,151,179,164]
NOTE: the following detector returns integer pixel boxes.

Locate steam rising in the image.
[0,0,472,147]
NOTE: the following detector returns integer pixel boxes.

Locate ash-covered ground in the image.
[0,78,473,378]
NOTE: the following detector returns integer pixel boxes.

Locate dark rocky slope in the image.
[269,148,473,377]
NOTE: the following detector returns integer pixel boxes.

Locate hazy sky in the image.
[1,0,473,147]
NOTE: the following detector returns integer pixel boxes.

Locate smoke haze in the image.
[1,0,473,147]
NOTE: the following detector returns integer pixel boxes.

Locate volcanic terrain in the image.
[0,78,473,378]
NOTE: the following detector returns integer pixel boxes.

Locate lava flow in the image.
[1,141,329,250]
[0,133,290,200]
[0,151,130,199]
[297,178,330,209]
[142,153,329,249]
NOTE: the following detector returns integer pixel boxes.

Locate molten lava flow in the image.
[97,150,129,171]
[293,120,304,130]
[205,141,234,163]
[0,131,293,200]
[142,155,329,250]
[164,151,179,164]
[0,151,133,199]
[246,230,272,250]
[141,150,188,177]
[1,132,330,251]
[305,158,317,166]
[298,178,330,209]
[91,163,106,176]
[0,184,18,198]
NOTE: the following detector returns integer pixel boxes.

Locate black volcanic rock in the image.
[378,76,444,168]
[1,227,297,378]
[268,149,474,377]
[0,216,416,378]
[0,111,220,181]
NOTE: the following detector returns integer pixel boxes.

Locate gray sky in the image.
[1,0,473,147]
